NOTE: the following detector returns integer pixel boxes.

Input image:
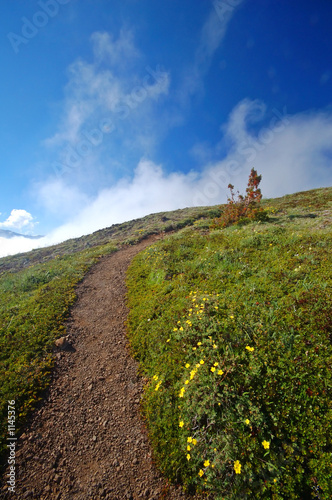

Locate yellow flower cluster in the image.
[152,374,162,391]
[234,460,242,474]
[179,387,185,398]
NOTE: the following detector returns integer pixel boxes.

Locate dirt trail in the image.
[1,237,195,500]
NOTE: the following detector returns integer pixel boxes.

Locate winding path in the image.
[1,237,195,500]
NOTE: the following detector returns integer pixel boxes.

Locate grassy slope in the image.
[126,187,332,499]
[0,187,331,498]
[0,206,219,276]
[0,205,217,472]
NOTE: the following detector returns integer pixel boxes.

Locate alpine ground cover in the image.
[126,188,332,499]
[0,205,215,473]
[0,242,117,468]
[0,186,330,497]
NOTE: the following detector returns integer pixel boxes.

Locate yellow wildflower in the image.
[262,440,270,450]
[245,346,254,352]
[192,439,197,445]
[218,370,224,375]
[211,367,216,372]
[187,445,191,451]
[185,363,190,368]
[204,460,210,467]
[234,460,241,474]
[179,387,185,398]
[187,454,191,461]
[245,419,250,425]
[198,469,204,477]
[179,421,184,428]
[187,437,192,443]
[200,360,204,365]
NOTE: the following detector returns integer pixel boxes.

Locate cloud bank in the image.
[1,100,331,258]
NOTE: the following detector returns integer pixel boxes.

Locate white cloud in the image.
[2,100,331,259]
[44,29,170,158]
[178,0,245,105]
[0,209,35,231]
[34,159,199,245]
[91,30,141,68]
[0,237,42,258]
[192,101,332,204]
[37,179,91,217]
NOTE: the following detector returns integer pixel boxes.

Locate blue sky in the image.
[0,0,332,256]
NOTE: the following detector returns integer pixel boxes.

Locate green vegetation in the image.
[0,206,215,473]
[0,206,219,276]
[126,187,332,499]
[1,186,331,499]
[0,243,118,464]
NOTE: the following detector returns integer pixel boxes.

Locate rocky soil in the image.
[1,237,200,500]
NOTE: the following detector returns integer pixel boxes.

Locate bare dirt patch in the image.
[1,237,198,499]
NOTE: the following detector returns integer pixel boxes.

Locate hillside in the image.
[0,186,331,499]
[0,230,42,240]
[0,206,219,275]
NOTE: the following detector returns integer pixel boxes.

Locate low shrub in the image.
[214,169,268,228]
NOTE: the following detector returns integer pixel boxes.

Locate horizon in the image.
[1,184,330,261]
[1,0,332,257]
